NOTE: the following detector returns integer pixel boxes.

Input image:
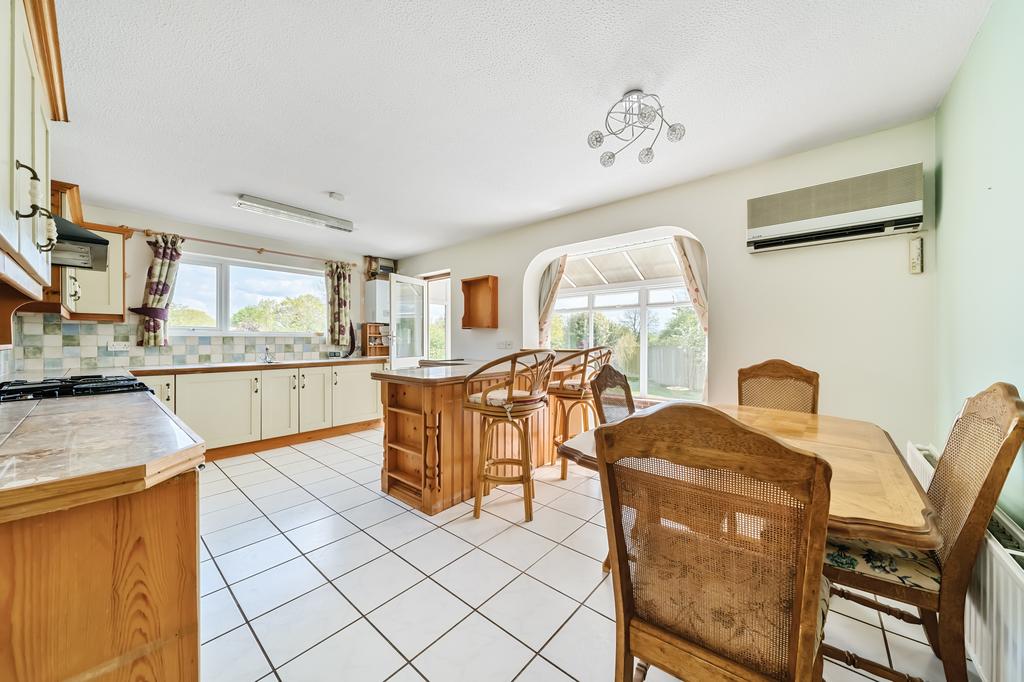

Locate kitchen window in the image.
[550,281,706,401]
[169,256,327,335]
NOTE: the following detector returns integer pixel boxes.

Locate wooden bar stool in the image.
[463,350,555,522]
[550,346,612,480]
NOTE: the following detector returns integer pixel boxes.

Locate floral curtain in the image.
[129,234,184,347]
[325,261,354,346]
[537,254,567,347]
[674,236,708,333]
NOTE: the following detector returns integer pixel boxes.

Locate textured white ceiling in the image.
[52,1,988,259]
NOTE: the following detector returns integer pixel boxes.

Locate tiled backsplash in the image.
[13,313,357,372]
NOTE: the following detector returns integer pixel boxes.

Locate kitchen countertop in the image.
[0,388,204,523]
[131,356,385,376]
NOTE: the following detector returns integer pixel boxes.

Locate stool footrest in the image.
[485,457,530,467]
[484,474,529,484]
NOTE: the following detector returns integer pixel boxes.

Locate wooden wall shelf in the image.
[461,275,498,329]
[362,322,390,357]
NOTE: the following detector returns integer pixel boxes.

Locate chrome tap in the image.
[262,345,276,363]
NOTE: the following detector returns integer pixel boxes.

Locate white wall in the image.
[82,204,363,325]
[401,118,937,448]
[935,0,1024,525]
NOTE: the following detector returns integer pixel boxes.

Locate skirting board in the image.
[205,419,383,461]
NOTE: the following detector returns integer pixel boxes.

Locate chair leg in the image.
[474,418,492,519]
[920,608,941,659]
[937,602,968,682]
[812,650,824,681]
[513,419,533,522]
[614,644,634,682]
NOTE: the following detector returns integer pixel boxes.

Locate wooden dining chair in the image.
[591,363,636,425]
[596,402,833,682]
[738,359,820,414]
[823,382,1024,682]
[463,350,556,522]
[550,346,613,479]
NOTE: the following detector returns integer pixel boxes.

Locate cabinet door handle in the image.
[301,374,306,390]
[164,382,172,402]
[333,371,338,386]
[253,377,259,394]
[292,374,297,390]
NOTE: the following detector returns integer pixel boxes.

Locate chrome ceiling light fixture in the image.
[587,90,686,167]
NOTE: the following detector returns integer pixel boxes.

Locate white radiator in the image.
[905,442,1024,682]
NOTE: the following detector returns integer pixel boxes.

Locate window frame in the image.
[552,276,704,400]
[169,254,328,337]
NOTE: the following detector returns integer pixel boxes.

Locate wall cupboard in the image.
[143,363,383,452]
[72,226,126,319]
[1,0,57,296]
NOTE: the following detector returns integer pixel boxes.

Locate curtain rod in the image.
[133,227,356,265]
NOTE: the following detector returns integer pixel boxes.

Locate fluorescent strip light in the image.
[234,194,354,232]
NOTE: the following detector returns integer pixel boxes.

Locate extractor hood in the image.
[52,215,108,271]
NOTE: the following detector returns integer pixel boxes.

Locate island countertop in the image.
[371,360,489,385]
[371,352,576,386]
[0,389,205,523]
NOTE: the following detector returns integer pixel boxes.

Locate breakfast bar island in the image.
[371,360,564,515]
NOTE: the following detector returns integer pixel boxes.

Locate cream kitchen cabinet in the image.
[138,373,175,412]
[261,368,299,439]
[72,227,125,318]
[2,0,51,287]
[299,365,333,432]
[176,371,260,448]
[332,364,382,426]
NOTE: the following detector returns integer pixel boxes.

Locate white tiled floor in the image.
[199,430,976,681]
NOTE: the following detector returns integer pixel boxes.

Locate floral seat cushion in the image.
[824,536,941,592]
[467,388,537,406]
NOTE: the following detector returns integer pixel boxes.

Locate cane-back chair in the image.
[738,359,820,414]
[463,350,556,522]
[823,382,1024,682]
[596,402,833,681]
[591,363,637,426]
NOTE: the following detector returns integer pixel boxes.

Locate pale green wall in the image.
[936,0,1024,524]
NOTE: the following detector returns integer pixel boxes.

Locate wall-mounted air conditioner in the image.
[747,163,924,253]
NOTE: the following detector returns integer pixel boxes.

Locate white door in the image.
[137,374,175,412]
[176,371,261,448]
[299,365,333,432]
[261,368,299,438]
[332,364,382,426]
[389,274,427,369]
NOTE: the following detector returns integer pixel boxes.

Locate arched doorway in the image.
[523,226,708,401]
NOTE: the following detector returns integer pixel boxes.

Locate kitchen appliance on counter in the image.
[0,375,151,402]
